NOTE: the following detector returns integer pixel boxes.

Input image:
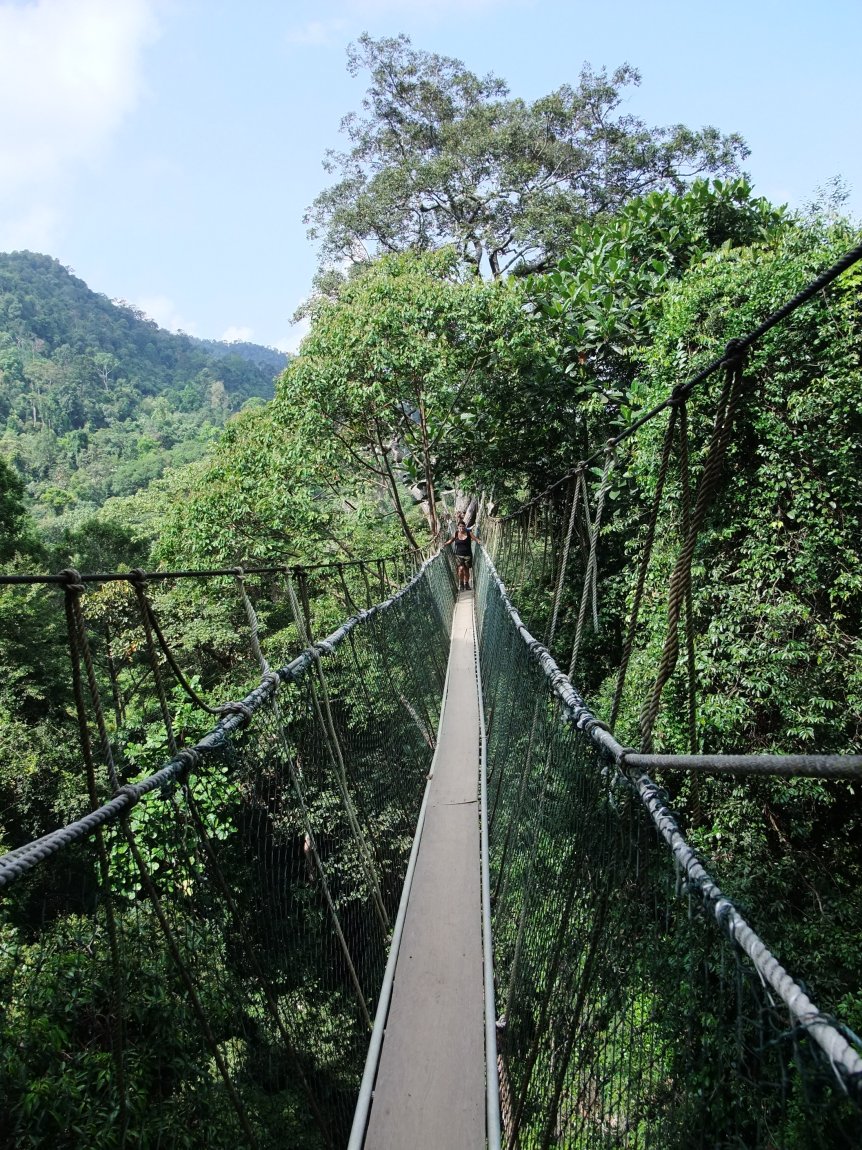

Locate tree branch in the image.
[374,418,421,550]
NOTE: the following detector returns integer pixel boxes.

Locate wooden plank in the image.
[364,593,485,1150]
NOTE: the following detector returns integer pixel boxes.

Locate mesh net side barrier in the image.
[0,551,455,1149]
[474,546,862,1149]
[473,239,862,1148]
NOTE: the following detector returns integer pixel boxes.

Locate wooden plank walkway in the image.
[364,591,486,1149]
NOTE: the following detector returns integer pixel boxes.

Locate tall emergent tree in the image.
[305,33,749,278]
[280,250,557,541]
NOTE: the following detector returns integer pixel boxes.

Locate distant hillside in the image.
[0,251,286,525]
[191,337,288,375]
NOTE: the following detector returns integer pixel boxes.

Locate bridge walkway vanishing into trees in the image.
[1,241,862,1148]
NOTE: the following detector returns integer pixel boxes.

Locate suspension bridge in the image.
[1,243,861,1149]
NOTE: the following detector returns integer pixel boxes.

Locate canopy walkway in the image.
[359,591,487,1149]
[1,242,862,1148]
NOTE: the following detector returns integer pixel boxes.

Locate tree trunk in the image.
[416,393,439,539]
[374,421,421,551]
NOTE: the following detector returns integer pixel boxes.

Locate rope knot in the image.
[231,565,245,580]
[615,746,638,771]
[127,567,147,586]
[723,337,747,368]
[175,746,202,773]
[58,568,84,594]
[668,385,687,407]
[713,897,736,932]
[215,700,254,728]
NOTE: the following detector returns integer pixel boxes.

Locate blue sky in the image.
[0,0,859,352]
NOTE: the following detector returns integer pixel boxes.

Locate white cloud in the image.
[221,324,255,343]
[0,0,159,248]
[136,294,199,336]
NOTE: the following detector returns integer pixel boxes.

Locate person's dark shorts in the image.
[455,554,472,569]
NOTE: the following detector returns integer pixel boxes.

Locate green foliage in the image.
[0,253,284,526]
[283,248,564,526]
[306,33,748,279]
[152,402,399,569]
[607,220,862,756]
[533,178,787,398]
[0,455,39,561]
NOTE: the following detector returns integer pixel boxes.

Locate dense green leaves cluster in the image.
[606,221,862,756]
[532,178,787,402]
[282,249,562,535]
[306,33,747,279]
[0,253,283,532]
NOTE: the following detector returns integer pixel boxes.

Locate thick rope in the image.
[0,547,427,587]
[639,344,747,751]
[567,447,616,679]
[478,545,862,1096]
[546,473,581,650]
[609,406,678,730]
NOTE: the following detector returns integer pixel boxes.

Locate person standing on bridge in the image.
[444,521,477,592]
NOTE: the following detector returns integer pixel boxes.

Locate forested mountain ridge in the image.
[0,251,287,526]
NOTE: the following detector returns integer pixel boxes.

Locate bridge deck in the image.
[364,591,486,1149]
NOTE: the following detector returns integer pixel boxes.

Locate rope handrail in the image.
[0,545,428,586]
[477,544,862,1096]
[0,550,443,889]
[479,542,862,775]
[494,236,862,522]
